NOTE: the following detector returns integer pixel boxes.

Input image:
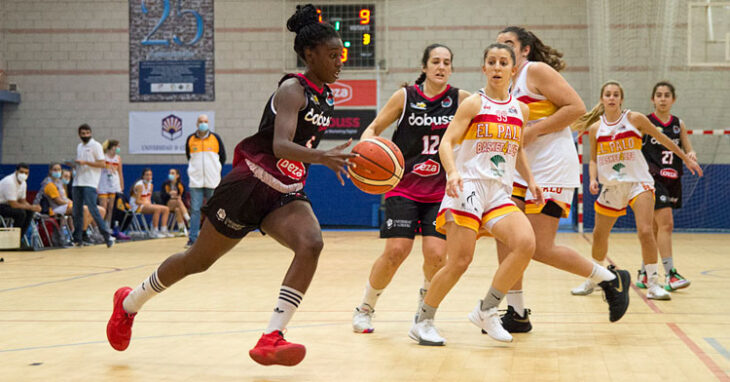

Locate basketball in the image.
[348,137,405,194]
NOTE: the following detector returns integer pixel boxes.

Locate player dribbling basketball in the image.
[106,4,355,367]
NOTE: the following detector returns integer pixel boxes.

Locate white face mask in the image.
[16,173,28,183]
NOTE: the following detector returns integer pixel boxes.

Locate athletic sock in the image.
[358,281,383,312]
[641,262,646,273]
[417,302,437,322]
[662,257,674,275]
[265,286,303,334]
[506,290,525,314]
[589,262,616,283]
[645,263,659,283]
[481,286,505,311]
[123,270,167,314]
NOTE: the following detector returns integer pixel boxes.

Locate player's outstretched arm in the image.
[630,112,703,176]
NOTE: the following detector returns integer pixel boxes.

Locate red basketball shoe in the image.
[106,287,136,351]
[249,331,306,366]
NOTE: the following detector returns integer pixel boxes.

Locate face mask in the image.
[51,171,62,179]
[115,147,121,154]
[81,136,91,143]
[198,123,209,132]
[62,178,70,185]
[168,174,176,181]
[16,173,28,182]
[72,170,77,177]
[143,179,151,184]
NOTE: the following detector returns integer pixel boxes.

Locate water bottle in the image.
[61,225,71,244]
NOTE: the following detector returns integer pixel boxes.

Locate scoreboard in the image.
[300,4,376,69]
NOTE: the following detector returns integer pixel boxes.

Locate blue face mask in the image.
[168,174,176,182]
[51,171,62,179]
[198,122,209,132]
[116,147,121,154]
[143,179,151,184]
[62,178,70,185]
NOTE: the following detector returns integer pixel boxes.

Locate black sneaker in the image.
[598,265,631,322]
[481,306,532,334]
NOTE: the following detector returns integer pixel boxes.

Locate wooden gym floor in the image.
[1,231,729,381]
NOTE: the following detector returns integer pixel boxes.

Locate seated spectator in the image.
[161,168,190,234]
[34,163,105,243]
[0,163,41,244]
[130,168,171,238]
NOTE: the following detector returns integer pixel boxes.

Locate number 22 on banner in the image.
[141,0,204,46]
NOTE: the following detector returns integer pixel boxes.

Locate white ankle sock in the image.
[123,270,167,314]
[359,281,383,312]
[422,278,431,291]
[265,286,303,334]
[589,262,616,283]
[506,290,524,314]
[645,263,659,285]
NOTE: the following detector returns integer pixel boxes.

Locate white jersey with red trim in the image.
[511,61,580,188]
[453,90,525,188]
[98,153,121,194]
[595,110,653,185]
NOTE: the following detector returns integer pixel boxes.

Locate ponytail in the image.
[571,102,604,132]
[571,80,624,132]
[500,26,565,72]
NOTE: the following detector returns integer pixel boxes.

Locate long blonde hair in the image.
[571,81,624,132]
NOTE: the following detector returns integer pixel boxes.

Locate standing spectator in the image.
[98,140,124,230]
[185,114,225,247]
[0,163,40,246]
[73,124,114,248]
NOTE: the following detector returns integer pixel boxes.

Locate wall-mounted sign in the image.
[129,0,214,102]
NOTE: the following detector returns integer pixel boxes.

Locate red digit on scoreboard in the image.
[359,9,370,24]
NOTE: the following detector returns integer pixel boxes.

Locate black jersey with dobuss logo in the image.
[233,73,334,185]
[386,84,460,203]
[642,113,683,181]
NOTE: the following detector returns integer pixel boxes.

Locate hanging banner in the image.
[129,0,215,102]
[129,111,215,154]
[322,109,376,140]
[329,80,377,107]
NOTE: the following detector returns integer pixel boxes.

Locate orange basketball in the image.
[348,137,405,194]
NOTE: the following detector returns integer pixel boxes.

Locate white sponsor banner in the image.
[129,111,215,154]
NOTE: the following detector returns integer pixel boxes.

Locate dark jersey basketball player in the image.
[106,4,355,367]
[352,44,470,333]
[638,81,696,292]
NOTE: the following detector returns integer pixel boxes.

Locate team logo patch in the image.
[311,95,319,104]
[660,168,679,179]
[508,106,519,115]
[412,159,441,177]
[410,102,427,110]
[673,125,680,134]
[216,208,226,221]
[441,96,453,108]
[276,158,306,180]
[490,155,506,177]
[326,93,335,106]
[161,114,183,141]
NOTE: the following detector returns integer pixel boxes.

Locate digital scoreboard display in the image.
[298,4,375,69]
